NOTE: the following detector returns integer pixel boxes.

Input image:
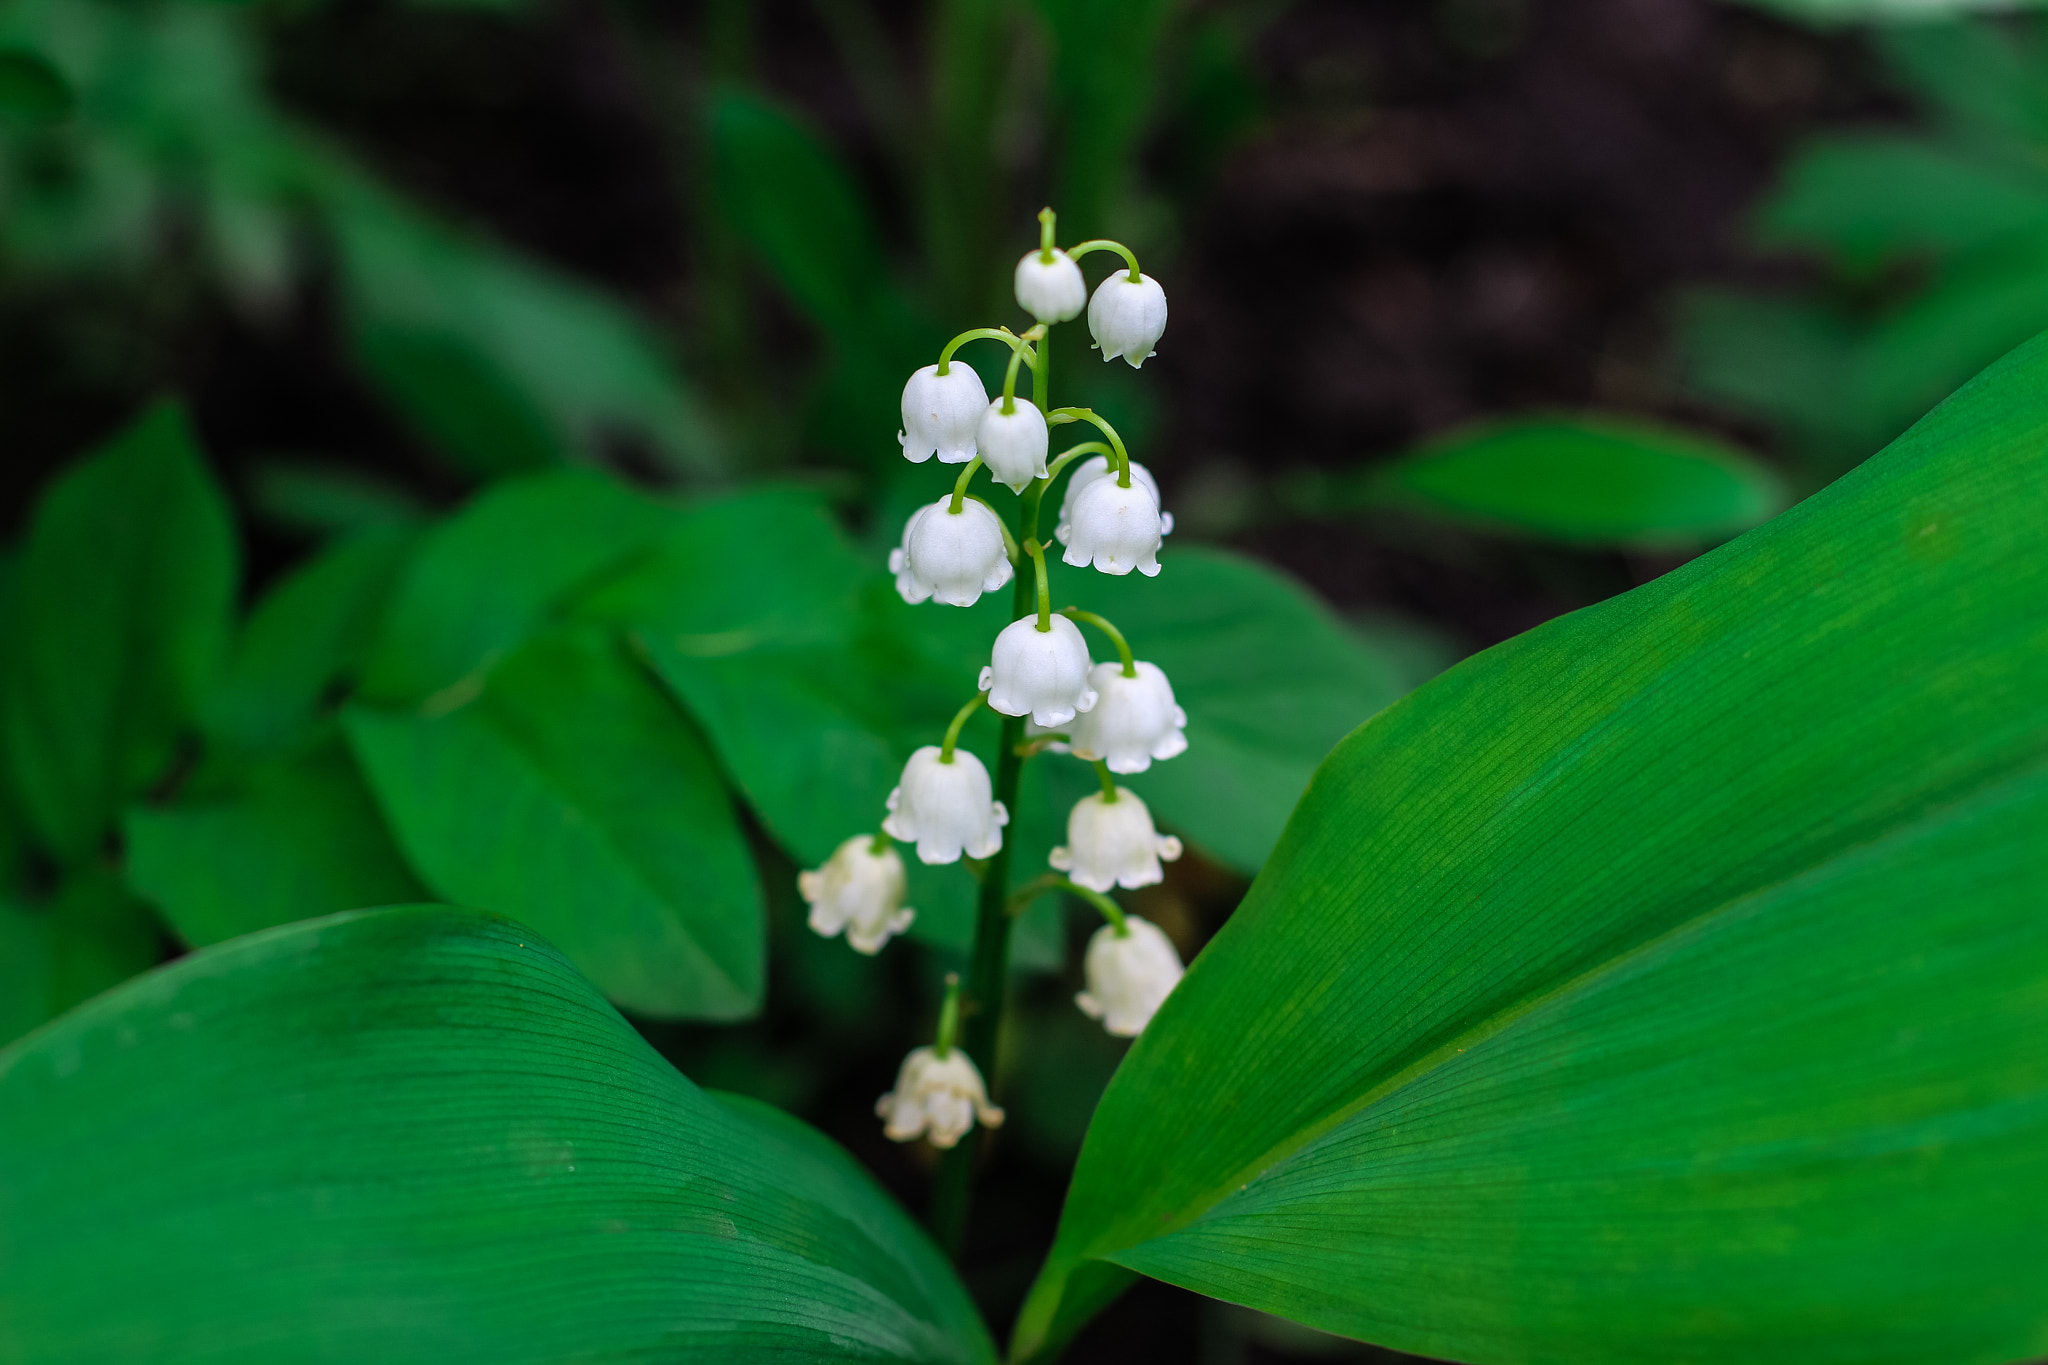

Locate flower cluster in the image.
[799,210,1188,1152]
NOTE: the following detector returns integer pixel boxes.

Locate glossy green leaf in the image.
[1017,327,2048,1362]
[0,869,161,1048]
[0,905,994,1363]
[203,526,417,756]
[358,470,673,705]
[1327,415,1786,548]
[125,732,426,948]
[3,403,237,863]
[347,629,763,1020]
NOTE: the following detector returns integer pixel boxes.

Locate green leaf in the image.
[711,90,890,335]
[3,402,237,863]
[0,869,161,1048]
[246,460,429,539]
[346,629,763,1020]
[0,905,994,1363]
[1324,415,1788,549]
[0,45,72,123]
[1035,0,1175,235]
[353,322,567,476]
[125,731,426,948]
[1017,328,2048,1362]
[1730,0,2048,26]
[358,469,674,705]
[203,526,418,756]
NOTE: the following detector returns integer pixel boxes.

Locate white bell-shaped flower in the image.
[1088,272,1168,368]
[899,363,989,464]
[1050,787,1183,892]
[1055,455,1173,544]
[1075,915,1185,1037]
[1067,662,1188,773]
[1060,471,1165,577]
[980,614,1098,728]
[890,498,1013,607]
[876,1045,1005,1148]
[799,836,915,955]
[1014,248,1087,323]
[883,745,1008,865]
[975,398,1050,493]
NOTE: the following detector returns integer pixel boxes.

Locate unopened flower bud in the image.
[1067,662,1188,773]
[1060,472,1165,577]
[980,615,1098,728]
[1075,915,1185,1037]
[1055,455,1173,545]
[975,398,1050,493]
[1087,272,1167,368]
[883,745,1008,865]
[799,836,915,955]
[890,498,1013,607]
[1050,788,1182,892]
[1014,248,1087,323]
[876,1045,1005,1148]
[900,363,989,464]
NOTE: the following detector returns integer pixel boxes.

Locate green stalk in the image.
[931,333,1052,1256]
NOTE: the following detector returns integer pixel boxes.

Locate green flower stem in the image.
[1026,539,1052,631]
[1038,206,1057,263]
[933,973,963,1058]
[1014,732,1070,759]
[931,423,1047,1258]
[938,692,988,763]
[869,830,892,855]
[1000,343,1027,414]
[1048,408,1131,487]
[937,327,1034,375]
[1045,440,1113,487]
[1062,608,1137,677]
[1068,238,1142,283]
[1093,759,1119,803]
[1034,876,1128,934]
[960,495,1020,567]
[947,457,984,513]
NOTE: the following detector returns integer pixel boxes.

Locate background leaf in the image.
[1303,415,1787,548]
[1017,326,2048,1362]
[357,470,673,705]
[0,905,994,1364]
[125,731,426,948]
[2,402,237,863]
[0,45,72,123]
[347,628,763,1020]
[0,869,160,1048]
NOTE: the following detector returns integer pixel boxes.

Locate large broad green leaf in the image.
[0,905,994,1363]
[3,403,237,863]
[358,470,674,705]
[1306,415,1786,549]
[0,869,160,1048]
[347,628,763,1020]
[1015,329,2048,1362]
[125,731,426,948]
[203,525,417,756]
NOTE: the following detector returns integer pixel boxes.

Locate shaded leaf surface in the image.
[1019,328,2048,1363]
[348,629,762,1020]
[2,403,236,862]
[0,906,993,1363]
[0,869,160,1048]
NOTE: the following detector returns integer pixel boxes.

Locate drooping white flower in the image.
[883,745,1008,865]
[1075,915,1185,1037]
[1054,455,1173,545]
[1087,272,1168,368]
[1067,662,1188,774]
[1014,248,1087,323]
[799,836,915,955]
[890,498,1013,607]
[1050,788,1183,892]
[899,363,989,464]
[876,1045,1005,1148]
[975,398,1050,493]
[980,614,1098,728]
[1060,471,1165,577]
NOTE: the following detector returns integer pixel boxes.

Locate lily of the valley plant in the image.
[801,209,1186,1242]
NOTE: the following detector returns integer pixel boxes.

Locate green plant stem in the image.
[1027,540,1052,630]
[938,692,988,763]
[937,327,1033,375]
[1048,408,1130,486]
[1062,608,1136,676]
[1046,440,1112,487]
[931,338,1051,1257]
[1068,238,1142,282]
[948,457,983,513]
[933,973,963,1057]
[1092,759,1119,802]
